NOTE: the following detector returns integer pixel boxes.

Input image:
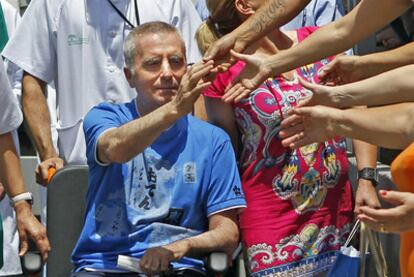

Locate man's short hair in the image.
[124,21,187,71]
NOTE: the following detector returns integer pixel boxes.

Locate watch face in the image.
[358,168,378,185]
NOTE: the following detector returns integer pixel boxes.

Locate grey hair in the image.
[123,21,186,72]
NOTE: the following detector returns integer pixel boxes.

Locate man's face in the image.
[126,32,187,112]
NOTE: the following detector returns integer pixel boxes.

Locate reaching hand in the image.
[203,33,248,72]
[358,190,414,233]
[173,60,214,115]
[35,157,64,186]
[318,55,365,85]
[296,78,342,108]
[15,201,50,262]
[279,105,339,149]
[222,50,272,103]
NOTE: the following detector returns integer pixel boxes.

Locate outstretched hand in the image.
[203,33,248,72]
[173,60,214,115]
[222,50,271,103]
[295,78,343,108]
[358,190,414,233]
[318,55,365,85]
[279,105,339,149]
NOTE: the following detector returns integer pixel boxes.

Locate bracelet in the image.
[10,192,33,206]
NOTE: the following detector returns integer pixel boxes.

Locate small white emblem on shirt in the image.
[183,162,196,183]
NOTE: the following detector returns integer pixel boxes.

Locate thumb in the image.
[229,49,251,63]
[298,77,319,93]
[292,106,313,117]
[318,62,334,80]
[379,190,405,206]
[19,231,29,257]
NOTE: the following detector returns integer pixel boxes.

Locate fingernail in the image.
[380,190,387,196]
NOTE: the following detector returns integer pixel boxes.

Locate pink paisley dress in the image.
[203,27,354,276]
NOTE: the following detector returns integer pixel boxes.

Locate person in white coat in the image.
[0,1,23,275]
[0,61,50,271]
[2,0,203,185]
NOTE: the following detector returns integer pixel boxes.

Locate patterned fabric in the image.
[203,27,354,276]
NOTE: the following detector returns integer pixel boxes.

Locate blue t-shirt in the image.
[72,100,246,272]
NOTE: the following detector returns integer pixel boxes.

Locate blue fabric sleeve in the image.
[314,0,344,26]
[206,134,246,216]
[83,103,123,165]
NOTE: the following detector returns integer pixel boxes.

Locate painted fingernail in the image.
[380,190,387,196]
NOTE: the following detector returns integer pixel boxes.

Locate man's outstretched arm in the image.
[97,61,213,164]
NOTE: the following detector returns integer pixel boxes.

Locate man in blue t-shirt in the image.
[71,21,246,277]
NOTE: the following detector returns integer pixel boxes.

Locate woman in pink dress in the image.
[195,0,378,275]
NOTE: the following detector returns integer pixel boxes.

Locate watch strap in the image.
[10,192,33,206]
[358,168,378,186]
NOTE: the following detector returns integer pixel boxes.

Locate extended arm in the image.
[98,61,213,164]
[22,72,63,185]
[204,0,311,61]
[319,41,414,84]
[0,132,50,261]
[280,103,414,149]
[266,0,412,75]
[293,65,414,108]
[223,0,413,100]
[139,209,239,275]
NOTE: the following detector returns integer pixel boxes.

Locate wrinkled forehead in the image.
[135,31,186,58]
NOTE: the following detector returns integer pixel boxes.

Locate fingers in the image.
[35,231,51,262]
[35,157,64,186]
[318,62,336,82]
[279,123,305,140]
[280,113,303,130]
[281,132,308,149]
[187,60,214,85]
[18,229,29,257]
[379,190,406,206]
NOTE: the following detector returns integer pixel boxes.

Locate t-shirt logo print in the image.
[67,34,89,46]
[183,162,196,183]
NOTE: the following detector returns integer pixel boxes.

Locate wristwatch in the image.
[10,192,34,207]
[357,168,378,187]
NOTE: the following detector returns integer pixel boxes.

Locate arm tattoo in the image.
[248,0,287,34]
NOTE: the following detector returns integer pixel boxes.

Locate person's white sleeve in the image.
[2,0,58,83]
[176,0,202,64]
[0,62,22,135]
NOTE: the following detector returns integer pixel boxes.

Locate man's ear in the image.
[235,0,255,16]
[124,67,134,88]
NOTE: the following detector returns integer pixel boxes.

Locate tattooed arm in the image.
[203,0,310,62]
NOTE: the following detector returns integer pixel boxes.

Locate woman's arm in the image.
[222,0,413,101]
[204,97,239,154]
[279,103,414,149]
[319,42,414,84]
[292,65,414,108]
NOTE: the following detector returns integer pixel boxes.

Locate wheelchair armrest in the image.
[206,243,243,274]
[207,252,228,273]
[21,251,42,274]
